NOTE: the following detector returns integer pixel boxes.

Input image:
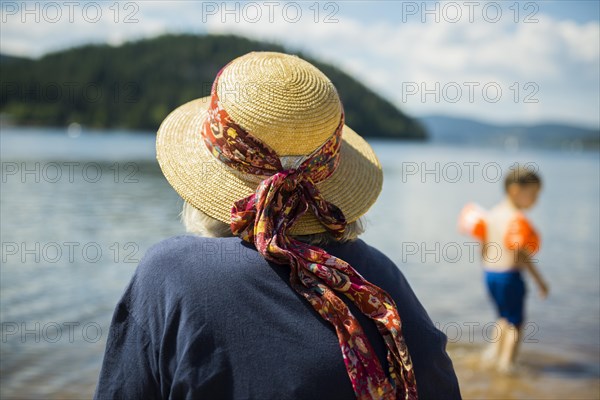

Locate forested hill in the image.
[0,34,426,140]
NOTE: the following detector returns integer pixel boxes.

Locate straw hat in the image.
[156,52,383,235]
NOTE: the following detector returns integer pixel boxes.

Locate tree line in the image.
[0,34,426,140]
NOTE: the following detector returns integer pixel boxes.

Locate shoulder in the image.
[326,239,398,273]
[330,238,393,261]
[132,235,264,295]
[141,234,221,265]
[139,234,261,271]
[325,239,415,302]
[505,212,540,252]
[506,211,537,237]
[133,235,204,283]
[511,211,534,227]
[122,235,266,328]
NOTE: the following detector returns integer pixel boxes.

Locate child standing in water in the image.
[459,166,549,373]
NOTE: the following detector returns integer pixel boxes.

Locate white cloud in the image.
[200,8,599,127]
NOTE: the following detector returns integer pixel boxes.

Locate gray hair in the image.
[181,201,364,246]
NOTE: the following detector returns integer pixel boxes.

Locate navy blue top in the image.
[94,235,461,399]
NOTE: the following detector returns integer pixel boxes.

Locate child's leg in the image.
[482,318,506,366]
[494,270,526,372]
[497,322,522,372]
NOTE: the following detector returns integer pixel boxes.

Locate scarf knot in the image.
[230,167,346,258]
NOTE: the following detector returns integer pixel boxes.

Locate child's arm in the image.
[518,250,549,299]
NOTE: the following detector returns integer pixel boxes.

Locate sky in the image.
[1,0,599,128]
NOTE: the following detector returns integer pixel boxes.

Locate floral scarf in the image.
[201,69,418,400]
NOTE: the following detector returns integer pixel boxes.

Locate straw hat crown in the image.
[215,52,343,156]
[156,51,383,235]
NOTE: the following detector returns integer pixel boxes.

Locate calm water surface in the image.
[1,127,599,398]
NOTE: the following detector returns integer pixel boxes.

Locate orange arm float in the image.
[458,203,487,242]
[505,213,540,255]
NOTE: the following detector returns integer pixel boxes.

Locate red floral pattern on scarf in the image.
[201,68,418,400]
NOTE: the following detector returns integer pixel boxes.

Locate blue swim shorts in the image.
[484,269,526,327]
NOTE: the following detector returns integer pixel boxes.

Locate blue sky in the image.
[1,1,599,128]
[340,1,600,24]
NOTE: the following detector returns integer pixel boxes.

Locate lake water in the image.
[1,127,599,398]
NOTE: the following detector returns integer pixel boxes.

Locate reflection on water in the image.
[1,127,599,398]
[449,343,600,399]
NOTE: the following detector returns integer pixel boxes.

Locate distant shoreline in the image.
[2,124,598,153]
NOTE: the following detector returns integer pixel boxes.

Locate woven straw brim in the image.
[156,97,383,235]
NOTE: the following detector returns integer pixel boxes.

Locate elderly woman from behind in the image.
[94,52,461,400]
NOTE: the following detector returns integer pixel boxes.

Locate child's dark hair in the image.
[504,165,542,192]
